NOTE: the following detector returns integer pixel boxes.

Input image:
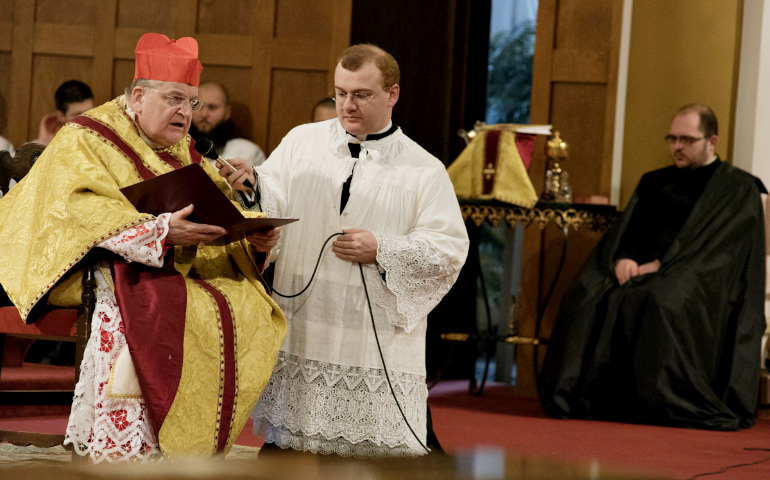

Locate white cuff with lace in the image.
[97,214,171,267]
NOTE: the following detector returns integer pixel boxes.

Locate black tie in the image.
[340,123,398,214]
[340,143,360,213]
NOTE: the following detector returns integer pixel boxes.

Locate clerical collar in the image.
[347,121,397,142]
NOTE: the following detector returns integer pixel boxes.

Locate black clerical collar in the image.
[347,122,398,142]
[680,156,721,175]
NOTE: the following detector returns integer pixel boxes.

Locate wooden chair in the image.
[0,144,96,455]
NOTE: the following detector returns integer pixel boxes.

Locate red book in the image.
[120,164,296,244]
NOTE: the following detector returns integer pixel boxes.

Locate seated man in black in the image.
[540,104,767,431]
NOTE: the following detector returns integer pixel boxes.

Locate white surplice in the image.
[251,119,469,457]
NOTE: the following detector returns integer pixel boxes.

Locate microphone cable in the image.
[267,233,342,298]
[264,232,431,454]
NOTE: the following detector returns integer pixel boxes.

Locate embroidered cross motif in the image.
[304,363,320,378]
[484,163,496,180]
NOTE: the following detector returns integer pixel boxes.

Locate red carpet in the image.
[2,378,769,479]
[427,381,770,480]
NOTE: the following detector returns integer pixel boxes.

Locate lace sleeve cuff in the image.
[370,233,457,333]
[258,174,280,218]
[97,214,171,267]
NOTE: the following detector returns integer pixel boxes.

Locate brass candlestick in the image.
[540,131,572,203]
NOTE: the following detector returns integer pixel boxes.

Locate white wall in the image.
[734,1,770,188]
[733,0,770,368]
[610,0,634,206]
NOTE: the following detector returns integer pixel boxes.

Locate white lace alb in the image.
[252,351,427,457]
[251,119,468,456]
[64,217,169,462]
[64,269,161,463]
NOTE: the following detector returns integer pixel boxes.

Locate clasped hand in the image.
[332,229,378,263]
[216,157,255,192]
[615,258,661,285]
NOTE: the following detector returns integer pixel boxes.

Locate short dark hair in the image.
[674,104,718,138]
[55,80,93,114]
[314,97,335,111]
[337,44,400,88]
[200,82,230,106]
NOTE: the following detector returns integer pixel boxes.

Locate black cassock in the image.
[540,159,767,431]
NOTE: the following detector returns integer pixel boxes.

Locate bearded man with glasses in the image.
[218,44,469,457]
[0,33,286,461]
[540,104,767,431]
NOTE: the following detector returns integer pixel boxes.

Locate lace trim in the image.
[256,425,425,458]
[64,270,161,463]
[98,214,170,267]
[251,352,427,457]
[258,174,279,218]
[373,234,457,333]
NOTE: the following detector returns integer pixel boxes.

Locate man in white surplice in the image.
[219,44,469,457]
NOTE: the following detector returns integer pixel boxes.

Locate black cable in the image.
[685,447,770,479]
[267,233,342,298]
[264,231,430,454]
[470,255,494,397]
[359,262,431,454]
[534,225,568,398]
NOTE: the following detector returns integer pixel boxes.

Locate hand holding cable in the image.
[332,229,378,263]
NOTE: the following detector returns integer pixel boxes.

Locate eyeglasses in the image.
[145,87,203,111]
[664,134,707,145]
[330,89,387,106]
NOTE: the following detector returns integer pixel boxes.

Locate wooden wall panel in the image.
[275,0,333,39]
[0,0,14,22]
[0,22,11,52]
[33,24,95,57]
[8,1,35,146]
[0,52,11,137]
[0,0,12,52]
[555,0,613,50]
[267,69,328,151]
[112,59,135,98]
[116,0,175,32]
[2,0,351,154]
[197,0,257,35]
[36,0,98,26]
[28,55,93,139]
[548,83,608,199]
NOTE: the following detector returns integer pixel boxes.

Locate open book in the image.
[119,164,297,244]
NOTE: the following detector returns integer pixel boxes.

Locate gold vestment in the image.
[0,97,286,458]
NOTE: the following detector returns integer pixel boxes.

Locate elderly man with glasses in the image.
[0,33,286,462]
[540,104,767,431]
[218,44,469,457]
